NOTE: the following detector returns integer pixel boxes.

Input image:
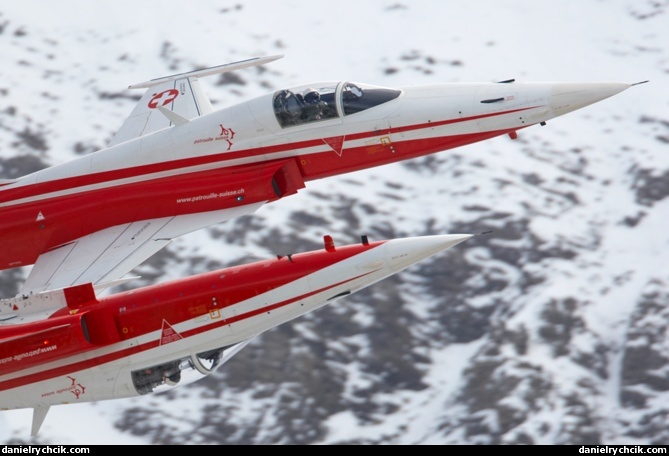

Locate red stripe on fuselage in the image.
[0,106,538,204]
[0,160,298,268]
[0,269,378,392]
[0,241,386,390]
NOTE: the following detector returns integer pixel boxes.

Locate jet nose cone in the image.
[386,234,473,272]
[550,82,630,117]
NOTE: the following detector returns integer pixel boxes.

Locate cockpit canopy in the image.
[273,81,401,128]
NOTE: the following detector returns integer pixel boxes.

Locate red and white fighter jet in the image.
[1,233,472,435]
[0,55,644,435]
[0,55,642,295]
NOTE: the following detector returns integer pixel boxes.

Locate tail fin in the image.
[108,55,283,146]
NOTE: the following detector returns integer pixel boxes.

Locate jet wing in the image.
[20,202,266,295]
[108,55,283,146]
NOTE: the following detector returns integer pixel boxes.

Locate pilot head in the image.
[303,88,320,104]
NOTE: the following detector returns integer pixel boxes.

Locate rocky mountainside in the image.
[1,0,667,445]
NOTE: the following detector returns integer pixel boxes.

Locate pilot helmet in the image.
[303,88,320,103]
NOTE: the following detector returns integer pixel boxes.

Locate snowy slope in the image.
[0,0,667,445]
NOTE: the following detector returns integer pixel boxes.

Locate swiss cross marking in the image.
[148,89,179,109]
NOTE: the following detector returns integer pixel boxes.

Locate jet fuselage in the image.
[0,234,472,411]
[0,80,630,271]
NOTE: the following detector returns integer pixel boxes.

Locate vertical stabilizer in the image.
[109,55,283,146]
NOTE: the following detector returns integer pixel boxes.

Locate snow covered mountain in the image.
[1,0,667,445]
